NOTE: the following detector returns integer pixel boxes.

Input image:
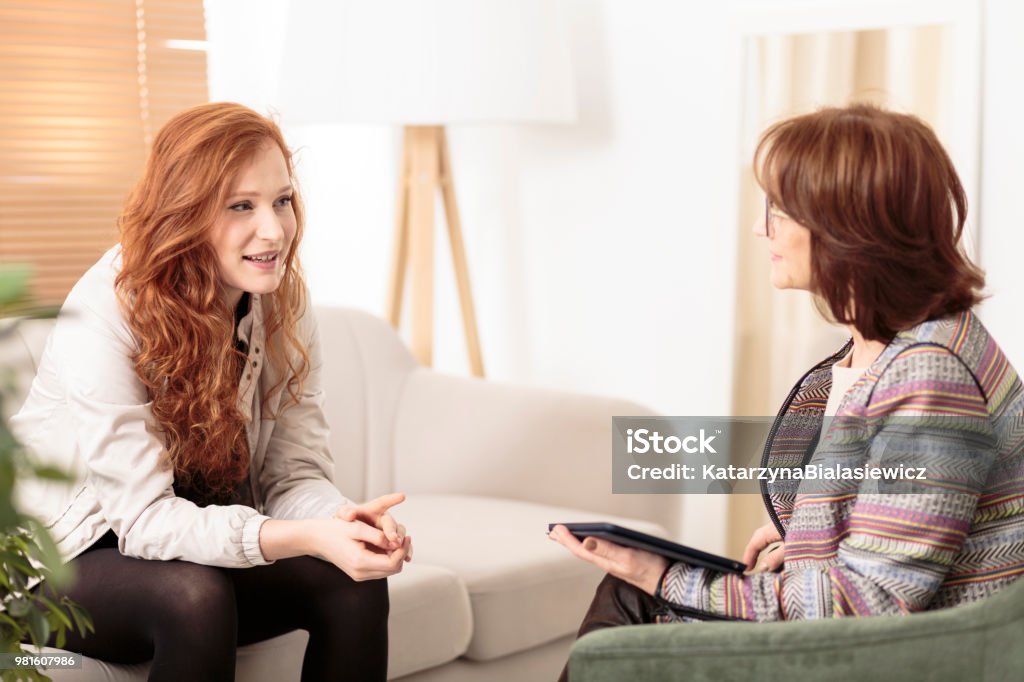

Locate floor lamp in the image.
[386,125,482,374]
[281,0,576,376]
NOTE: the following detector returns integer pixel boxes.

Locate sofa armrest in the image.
[389,369,678,533]
[568,578,1024,682]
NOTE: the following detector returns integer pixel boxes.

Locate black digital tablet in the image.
[549,522,746,574]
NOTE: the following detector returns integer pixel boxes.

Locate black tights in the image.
[38,531,388,682]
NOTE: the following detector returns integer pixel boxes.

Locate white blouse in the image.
[824,351,867,417]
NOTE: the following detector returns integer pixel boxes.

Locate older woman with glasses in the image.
[550,103,1024,679]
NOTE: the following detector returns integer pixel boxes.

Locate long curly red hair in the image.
[115,102,310,500]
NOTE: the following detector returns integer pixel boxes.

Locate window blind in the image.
[0,0,208,306]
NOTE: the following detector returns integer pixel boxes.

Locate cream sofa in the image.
[8,307,675,681]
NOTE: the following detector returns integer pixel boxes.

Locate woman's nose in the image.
[752,214,767,238]
[255,209,284,242]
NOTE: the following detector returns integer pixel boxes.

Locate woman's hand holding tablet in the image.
[551,522,747,573]
[548,523,671,596]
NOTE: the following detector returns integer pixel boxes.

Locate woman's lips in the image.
[243,252,279,270]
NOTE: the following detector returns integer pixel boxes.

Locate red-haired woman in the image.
[11,102,409,681]
[551,103,1024,678]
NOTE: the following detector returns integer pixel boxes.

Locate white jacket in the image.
[10,246,349,567]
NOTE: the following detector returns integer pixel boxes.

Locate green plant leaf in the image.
[25,607,49,648]
[9,569,27,592]
[38,595,71,630]
[7,599,30,618]
[0,265,89,666]
[6,556,34,577]
[23,524,70,588]
[0,266,31,307]
[26,467,71,483]
[67,603,93,636]
[0,460,15,497]
[10,535,30,556]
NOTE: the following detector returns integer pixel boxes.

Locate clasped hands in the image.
[315,492,413,581]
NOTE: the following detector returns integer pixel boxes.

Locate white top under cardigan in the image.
[10,245,349,570]
[824,351,867,417]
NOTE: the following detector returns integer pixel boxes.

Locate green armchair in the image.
[568,576,1024,681]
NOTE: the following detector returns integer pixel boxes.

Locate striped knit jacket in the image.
[659,310,1024,621]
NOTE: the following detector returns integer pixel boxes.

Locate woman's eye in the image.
[229,201,252,212]
[275,195,293,208]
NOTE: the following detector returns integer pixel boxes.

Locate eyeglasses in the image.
[765,197,788,239]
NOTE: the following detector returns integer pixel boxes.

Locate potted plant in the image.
[0,266,92,682]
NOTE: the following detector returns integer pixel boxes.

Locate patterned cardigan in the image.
[659,310,1024,620]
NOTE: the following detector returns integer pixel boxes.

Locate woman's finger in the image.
[560,531,629,577]
[741,527,769,566]
[550,526,628,576]
[335,493,406,527]
[355,541,407,576]
[402,535,413,562]
[548,525,584,552]
[379,513,400,546]
[582,539,634,579]
[758,541,785,572]
[347,519,389,550]
[742,539,766,568]
[581,537,652,582]
[743,524,781,568]
[363,492,406,517]
[334,505,360,522]
[581,536,628,565]
[549,526,593,561]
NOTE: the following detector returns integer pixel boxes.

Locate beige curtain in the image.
[726,26,946,556]
[0,0,209,306]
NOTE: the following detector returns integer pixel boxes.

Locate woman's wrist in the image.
[654,562,674,601]
[258,518,315,561]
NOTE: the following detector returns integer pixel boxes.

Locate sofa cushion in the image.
[27,562,473,682]
[27,630,309,682]
[386,562,473,678]
[396,494,668,661]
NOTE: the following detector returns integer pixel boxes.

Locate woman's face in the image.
[753,199,812,291]
[211,141,297,309]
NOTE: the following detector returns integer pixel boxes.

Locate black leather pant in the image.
[557,574,667,682]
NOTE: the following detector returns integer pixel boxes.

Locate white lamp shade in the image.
[280,0,577,125]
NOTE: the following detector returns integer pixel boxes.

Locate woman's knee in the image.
[300,559,389,621]
[577,573,661,633]
[348,576,389,617]
[151,562,235,631]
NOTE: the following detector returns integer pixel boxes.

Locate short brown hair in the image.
[754,103,984,341]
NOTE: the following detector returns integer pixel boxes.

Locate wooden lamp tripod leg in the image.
[384,125,485,376]
[406,126,437,367]
[438,128,485,377]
